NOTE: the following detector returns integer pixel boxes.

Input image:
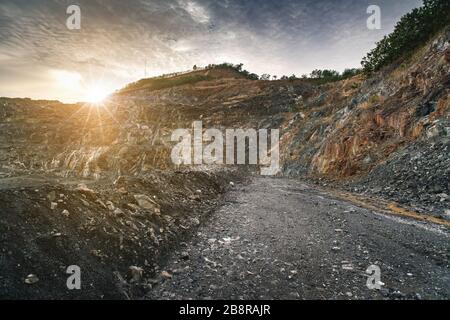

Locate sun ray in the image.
[81,102,94,138]
[94,104,105,144]
[101,103,121,126]
[58,102,89,125]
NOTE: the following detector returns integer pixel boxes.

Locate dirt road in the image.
[147,177,450,300]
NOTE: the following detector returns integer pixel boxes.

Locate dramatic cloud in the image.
[0,0,422,102]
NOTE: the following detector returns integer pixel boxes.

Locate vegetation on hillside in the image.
[308,68,361,84]
[275,68,361,84]
[361,0,450,73]
[205,63,260,80]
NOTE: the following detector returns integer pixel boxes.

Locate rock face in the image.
[283,27,449,177]
[0,68,310,180]
[281,26,449,215]
[0,30,448,213]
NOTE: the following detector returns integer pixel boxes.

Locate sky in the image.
[0,0,423,103]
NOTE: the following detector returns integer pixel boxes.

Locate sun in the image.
[85,85,110,104]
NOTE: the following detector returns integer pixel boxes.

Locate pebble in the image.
[180,251,190,260]
[129,266,143,283]
[24,274,39,285]
[161,271,173,279]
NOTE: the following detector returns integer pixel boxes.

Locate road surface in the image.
[147,177,450,300]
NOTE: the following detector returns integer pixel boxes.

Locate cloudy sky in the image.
[0,0,422,102]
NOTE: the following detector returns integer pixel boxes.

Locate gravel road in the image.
[147,177,450,300]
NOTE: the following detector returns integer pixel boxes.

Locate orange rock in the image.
[445,48,450,64]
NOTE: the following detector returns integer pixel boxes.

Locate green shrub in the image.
[206,63,260,80]
[306,68,361,84]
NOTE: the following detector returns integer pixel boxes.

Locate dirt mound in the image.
[0,169,242,299]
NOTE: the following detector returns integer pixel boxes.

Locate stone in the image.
[113,208,124,216]
[342,264,354,271]
[47,191,56,202]
[161,271,172,279]
[129,266,143,283]
[24,274,39,284]
[180,251,190,260]
[134,194,160,213]
[117,187,128,195]
[106,201,115,211]
[75,184,95,195]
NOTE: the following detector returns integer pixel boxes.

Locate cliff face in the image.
[281,27,450,217]
[283,27,449,177]
[0,74,312,179]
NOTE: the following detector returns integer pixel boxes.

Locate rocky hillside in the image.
[4,26,447,187]
[0,25,448,299]
[281,26,450,218]
[0,66,311,298]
